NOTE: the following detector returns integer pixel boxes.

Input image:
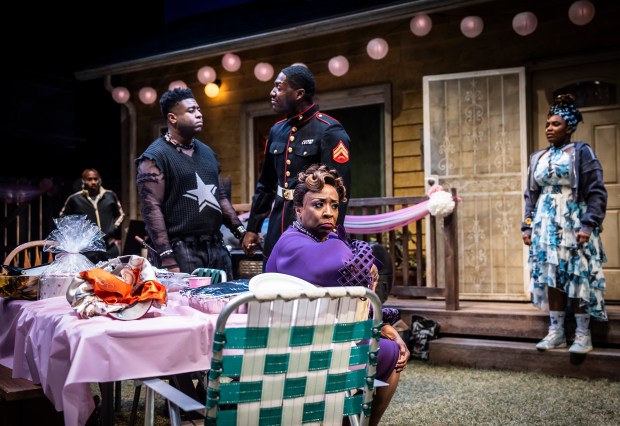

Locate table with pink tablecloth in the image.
[0,298,30,368]
[0,293,245,426]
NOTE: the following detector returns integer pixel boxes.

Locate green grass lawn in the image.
[98,361,619,425]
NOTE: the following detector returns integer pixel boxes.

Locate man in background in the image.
[59,168,126,263]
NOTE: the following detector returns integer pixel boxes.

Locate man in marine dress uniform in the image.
[242,64,352,261]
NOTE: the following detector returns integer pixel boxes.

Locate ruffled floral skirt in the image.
[528,186,607,320]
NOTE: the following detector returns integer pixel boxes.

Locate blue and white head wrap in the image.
[548,93,583,130]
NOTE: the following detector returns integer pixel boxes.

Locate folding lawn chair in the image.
[142,272,383,426]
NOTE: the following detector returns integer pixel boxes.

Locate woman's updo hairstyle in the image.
[548,93,583,131]
[293,164,347,208]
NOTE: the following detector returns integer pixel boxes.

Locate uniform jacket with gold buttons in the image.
[247,104,352,257]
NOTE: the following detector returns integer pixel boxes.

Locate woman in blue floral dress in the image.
[522,94,607,354]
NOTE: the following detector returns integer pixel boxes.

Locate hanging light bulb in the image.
[197,66,217,84]
[512,11,538,36]
[168,80,187,90]
[205,80,221,98]
[222,53,241,72]
[111,87,130,104]
[328,55,349,77]
[568,0,595,26]
[138,87,157,104]
[254,62,274,82]
[460,16,484,38]
[410,14,433,36]
[366,38,389,60]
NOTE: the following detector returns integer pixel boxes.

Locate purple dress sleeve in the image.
[266,226,378,287]
[265,228,352,287]
[265,226,401,382]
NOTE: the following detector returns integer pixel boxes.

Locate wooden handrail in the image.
[348,190,459,311]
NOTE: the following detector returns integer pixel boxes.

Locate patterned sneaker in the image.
[569,331,593,354]
[536,328,567,350]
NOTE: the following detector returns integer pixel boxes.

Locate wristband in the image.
[160,249,174,258]
[232,225,247,240]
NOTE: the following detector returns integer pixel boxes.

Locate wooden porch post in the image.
[443,188,459,311]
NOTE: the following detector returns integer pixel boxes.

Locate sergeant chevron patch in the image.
[332,141,349,163]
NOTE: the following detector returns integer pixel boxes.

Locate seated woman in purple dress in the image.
[266,163,410,426]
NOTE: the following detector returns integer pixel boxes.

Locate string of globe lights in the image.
[111,0,596,105]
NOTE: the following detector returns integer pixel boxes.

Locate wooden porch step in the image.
[428,337,620,381]
[385,298,620,346]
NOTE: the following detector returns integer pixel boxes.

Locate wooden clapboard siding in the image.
[116,0,620,211]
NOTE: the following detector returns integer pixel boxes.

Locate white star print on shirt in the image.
[183,173,222,213]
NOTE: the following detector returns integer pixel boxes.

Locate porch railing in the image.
[4,190,459,311]
[1,195,56,264]
[347,189,459,311]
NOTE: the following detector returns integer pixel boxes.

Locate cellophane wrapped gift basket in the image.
[38,215,104,299]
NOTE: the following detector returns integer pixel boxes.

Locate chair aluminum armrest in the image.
[142,378,204,412]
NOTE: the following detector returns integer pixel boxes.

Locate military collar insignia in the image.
[288,104,319,126]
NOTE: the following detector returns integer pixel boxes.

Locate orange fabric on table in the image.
[80,268,167,305]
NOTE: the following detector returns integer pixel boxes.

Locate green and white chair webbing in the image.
[206,288,381,426]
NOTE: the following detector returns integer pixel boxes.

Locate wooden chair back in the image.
[2,240,54,274]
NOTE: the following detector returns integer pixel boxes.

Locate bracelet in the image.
[159,249,174,258]
[232,225,247,240]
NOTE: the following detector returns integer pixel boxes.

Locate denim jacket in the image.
[522,141,607,236]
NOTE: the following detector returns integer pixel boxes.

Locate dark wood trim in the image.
[391,286,445,297]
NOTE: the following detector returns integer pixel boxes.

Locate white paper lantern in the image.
[460,16,484,38]
[111,87,130,104]
[168,80,187,90]
[366,38,389,60]
[569,0,595,26]
[328,55,349,77]
[138,87,157,104]
[222,53,241,72]
[197,66,216,84]
[512,11,538,36]
[410,14,432,36]
[204,82,220,98]
[254,62,274,82]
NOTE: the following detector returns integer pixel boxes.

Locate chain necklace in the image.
[164,132,195,151]
[293,220,321,242]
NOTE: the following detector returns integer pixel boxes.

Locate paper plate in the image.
[249,273,316,293]
[107,300,153,321]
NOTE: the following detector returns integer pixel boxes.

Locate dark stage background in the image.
[2,0,404,202]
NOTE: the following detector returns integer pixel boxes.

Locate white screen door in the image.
[423,67,529,301]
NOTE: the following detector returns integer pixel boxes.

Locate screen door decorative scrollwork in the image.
[423,67,528,301]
